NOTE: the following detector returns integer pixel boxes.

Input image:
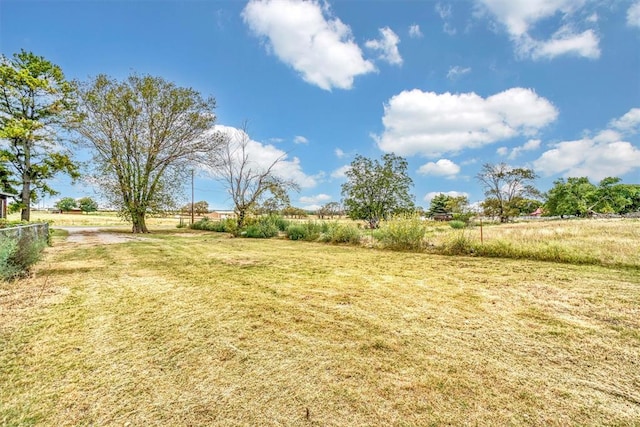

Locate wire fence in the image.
[0,223,50,244]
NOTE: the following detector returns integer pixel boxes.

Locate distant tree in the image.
[282,206,308,219]
[427,193,470,219]
[210,125,299,230]
[55,197,77,212]
[427,193,451,217]
[341,154,414,228]
[546,176,640,216]
[0,50,79,221]
[477,163,539,222]
[78,197,98,213]
[256,185,291,215]
[317,201,342,219]
[75,74,221,233]
[513,198,543,215]
[593,177,638,214]
[545,177,597,217]
[194,200,209,215]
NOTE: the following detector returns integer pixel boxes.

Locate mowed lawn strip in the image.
[1,232,639,426]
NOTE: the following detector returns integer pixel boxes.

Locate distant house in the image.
[530,207,544,217]
[206,210,236,220]
[0,191,16,219]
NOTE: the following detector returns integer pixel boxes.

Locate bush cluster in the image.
[191,215,290,238]
[318,222,362,244]
[191,217,237,234]
[241,216,289,238]
[285,221,325,241]
[0,233,47,281]
[374,214,429,251]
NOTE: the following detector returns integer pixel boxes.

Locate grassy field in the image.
[1,221,639,425]
[6,211,185,227]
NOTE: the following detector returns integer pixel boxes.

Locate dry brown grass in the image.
[1,230,639,426]
[8,211,185,227]
[433,218,640,268]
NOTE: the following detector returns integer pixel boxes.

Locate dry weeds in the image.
[1,229,639,426]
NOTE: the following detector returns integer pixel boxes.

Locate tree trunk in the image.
[20,179,30,222]
[131,212,149,233]
[237,209,246,230]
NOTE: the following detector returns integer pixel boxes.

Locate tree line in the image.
[1,50,638,233]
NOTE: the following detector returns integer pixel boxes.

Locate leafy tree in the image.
[282,206,308,218]
[317,201,342,219]
[545,177,597,217]
[593,177,638,214]
[210,125,298,230]
[75,74,220,233]
[0,160,17,194]
[256,185,291,215]
[546,176,640,216]
[341,153,414,228]
[55,197,77,212]
[194,200,209,215]
[78,196,98,213]
[0,50,79,221]
[427,193,451,217]
[427,193,470,220]
[477,163,539,222]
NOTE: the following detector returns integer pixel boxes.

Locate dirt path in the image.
[56,226,152,246]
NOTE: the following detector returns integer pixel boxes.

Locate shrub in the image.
[191,217,237,234]
[0,233,47,281]
[286,221,324,241]
[449,220,466,229]
[241,216,281,238]
[319,222,362,244]
[440,231,475,255]
[376,214,428,251]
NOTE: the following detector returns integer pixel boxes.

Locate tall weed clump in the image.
[0,234,47,281]
[191,217,237,234]
[319,222,362,244]
[375,214,429,251]
[241,215,288,238]
[286,221,324,241]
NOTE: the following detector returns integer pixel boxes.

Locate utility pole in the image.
[191,169,195,225]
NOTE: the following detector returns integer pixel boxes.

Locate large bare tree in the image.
[75,74,221,233]
[211,125,298,230]
[476,162,539,222]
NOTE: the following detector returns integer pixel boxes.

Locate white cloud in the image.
[330,164,351,179]
[628,1,640,28]
[293,135,309,144]
[477,0,600,60]
[498,138,541,159]
[424,191,469,202]
[299,194,331,205]
[417,159,460,177]
[533,109,640,180]
[408,24,423,38]
[526,27,600,60]
[435,2,457,35]
[365,27,403,66]
[375,87,558,157]
[610,107,640,134]
[213,125,317,188]
[242,0,376,90]
[447,65,471,80]
[335,148,346,158]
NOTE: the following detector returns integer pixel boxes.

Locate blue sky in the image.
[1,0,639,211]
